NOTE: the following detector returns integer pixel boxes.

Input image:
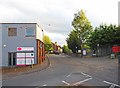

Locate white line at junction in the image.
[80,72,92,77]
[42,84,47,86]
[62,80,70,86]
[109,85,116,88]
[73,77,93,86]
[103,80,120,88]
[66,73,72,77]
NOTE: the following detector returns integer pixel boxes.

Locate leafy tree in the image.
[66,30,81,53]
[87,24,120,49]
[62,45,71,54]
[72,10,93,44]
[43,35,53,51]
[113,25,120,44]
[67,10,92,53]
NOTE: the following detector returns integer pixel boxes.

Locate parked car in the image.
[54,50,59,55]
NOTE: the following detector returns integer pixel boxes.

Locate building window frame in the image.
[8,28,17,36]
[25,27,35,37]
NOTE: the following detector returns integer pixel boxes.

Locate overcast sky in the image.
[0,0,119,46]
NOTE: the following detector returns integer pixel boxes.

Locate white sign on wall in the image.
[17,47,34,51]
[26,53,34,65]
[16,53,26,66]
[17,59,25,65]
[17,53,25,57]
[26,58,34,65]
[16,53,34,66]
[26,53,34,57]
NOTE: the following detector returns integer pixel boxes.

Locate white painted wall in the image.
[36,24,43,42]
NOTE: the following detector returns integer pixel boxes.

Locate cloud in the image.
[45,32,68,46]
[0,0,119,45]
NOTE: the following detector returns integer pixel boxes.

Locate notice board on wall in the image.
[16,52,34,66]
[25,53,34,65]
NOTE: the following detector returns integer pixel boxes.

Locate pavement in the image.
[2,54,120,87]
[2,55,50,79]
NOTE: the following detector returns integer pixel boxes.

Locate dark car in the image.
[54,50,59,55]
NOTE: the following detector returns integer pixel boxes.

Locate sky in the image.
[0,0,119,46]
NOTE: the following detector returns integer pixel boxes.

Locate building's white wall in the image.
[36,24,43,42]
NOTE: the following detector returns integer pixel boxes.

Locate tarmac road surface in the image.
[2,54,119,88]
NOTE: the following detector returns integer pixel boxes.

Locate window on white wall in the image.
[25,28,35,37]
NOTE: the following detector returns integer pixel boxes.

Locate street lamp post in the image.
[76,46,77,53]
[97,44,99,57]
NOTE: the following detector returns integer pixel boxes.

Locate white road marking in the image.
[109,85,116,88]
[42,84,47,86]
[73,77,93,86]
[35,87,40,88]
[66,73,72,77]
[61,56,65,57]
[103,80,120,88]
[62,80,70,86]
[80,72,92,77]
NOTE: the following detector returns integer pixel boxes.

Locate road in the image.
[2,54,119,87]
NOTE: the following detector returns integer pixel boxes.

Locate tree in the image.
[87,24,120,49]
[113,25,120,44]
[62,45,71,54]
[43,35,53,51]
[67,10,92,53]
[66,30,81,53]
[72,10,93,44]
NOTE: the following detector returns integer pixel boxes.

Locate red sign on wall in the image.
[17,47,22,51]
[112,46,120,53]
[17,47,34,51]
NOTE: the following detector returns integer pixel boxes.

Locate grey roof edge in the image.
[0,22,37,24]
[0,22,44,31]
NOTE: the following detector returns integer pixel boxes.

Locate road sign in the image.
[83,50,87,56]
[112,46,120,53]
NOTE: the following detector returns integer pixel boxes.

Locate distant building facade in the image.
[52,42,58,52]
[52,42,62,53]
[1,23,45,67]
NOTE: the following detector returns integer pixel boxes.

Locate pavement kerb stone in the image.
[2,55,50,79]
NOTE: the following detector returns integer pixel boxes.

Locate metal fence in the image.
[95,45,112,57]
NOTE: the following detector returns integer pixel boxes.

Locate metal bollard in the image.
[31,59,33,68]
